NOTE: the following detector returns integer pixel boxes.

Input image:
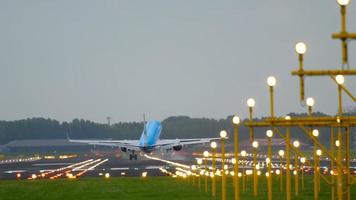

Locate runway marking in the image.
[33,163,74,166]
[110,167,130,170]
[4,170,26,173]
[144,154,190,169]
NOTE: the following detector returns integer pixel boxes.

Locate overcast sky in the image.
[0,0,355,123]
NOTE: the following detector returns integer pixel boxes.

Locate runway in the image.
[0,155,191,180]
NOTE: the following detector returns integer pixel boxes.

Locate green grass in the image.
[0,176,355,200]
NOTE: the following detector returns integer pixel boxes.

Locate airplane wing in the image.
[67,138,141,151]
[155,137,221,150]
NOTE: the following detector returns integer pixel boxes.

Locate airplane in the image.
[68,116,220,160]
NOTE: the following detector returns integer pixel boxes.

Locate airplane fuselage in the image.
[138,120,162,153]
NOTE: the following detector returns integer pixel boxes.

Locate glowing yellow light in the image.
[266,130,273,138]
[335,140,340,147]
[231,158,236,164]
[265,158,271,164]
[203,151,209,157]
[265,172,270,177]
[210,141,217,149]
[232,116,240,125]
[337,0,351,6]
[197,158,203,165]
[285,116,291,120]
[300,157,306,164]
[191,165,197,170]
[252,141,259,148]
[312,129,319,137]
[267,76,277,87]
[278,150,285,157]
[293,170,297,175]
[335,74,345,85]
[238,172,242,177]
[293,140,300,148]
[247,98,256,108]
[31,174,37,179]
[142,172,148,178]
[275,169,281,175]
[295,42,307,54]
[240,150,247,157]
[220,130,227,138]
[257,171,261,176]
[316,149,322,156]
[306,97,315,107]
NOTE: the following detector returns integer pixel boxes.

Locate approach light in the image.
[252,141,259,148]
[247,98,256,108]
[197,158,203,165]
[293,140,300,148]
[210,141,217,149]
[335,74,345,85]
[241,150,247,157]
[312,129,319,137]
[232,116,240,125]
[300,157,306,164]
[203,151,209,158]
[278,150,285,157]
[337,0,351,6]
[295,42,307,54]
[267,76,277,87]
[335,140,340,147]
[306,97,315,107]
[220,130,227,138]
[266,130,273,138]
[316,149,322,156]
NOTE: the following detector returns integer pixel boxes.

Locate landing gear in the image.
[129,151,138,160]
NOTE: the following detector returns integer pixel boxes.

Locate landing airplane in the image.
[68,118,220,160]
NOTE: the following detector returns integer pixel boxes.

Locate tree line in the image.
[0,111,354,148]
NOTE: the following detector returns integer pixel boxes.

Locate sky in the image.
[0,0,355,123]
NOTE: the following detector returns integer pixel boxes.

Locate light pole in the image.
[316,149,322,195]
[220,130,228,200]
[191,165,197,185]
[336,0,351,67]
[241,150,247,192]
[203,150,209,193]
[306,97,319,200]
[300,157,306,191]
[285,116,292,200]
[252,140,259,196]
[295,42,307,101]
[267,76,277,118]
[312,129,320,194]
[211,141,217,197]
[197,158,203,190]
[266,130,273,200]
[293,140,300,196]
[247,98,255,142]
[232,116,240,200]
[278,149,285,192]
[335,74,345,200]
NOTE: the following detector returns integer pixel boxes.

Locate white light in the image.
[265,172,270,177]
[247,98,256,108]
[105,173,110,178]
[238,172,242,177]
[312,129,319,137]
[241,150,247,157]
[295,42,307,54]
[266,130,273,138]
[266,158,271,164]
[316,149,322,156]
[300,157,306,164]
[230,171,235,176]
[335,140,340,147]
[191,165,197,170]
[231,158,236,164]
[257,171,261,176]
[255,164,260,170]
[203,151,209,157]
[306,97,315,107]
[197,158,203,165]
[293,140,300,148]
[252,141,259,148]
[285,116,291,120]
[293,170,297,175]
[275,169,281,175]
[232,116,240,125]
[335,74,345,85]
[220,130,227,138]
[337,0,351,6]
[210,141,217,149]
[267,76,277,87]
[278,150,285,157]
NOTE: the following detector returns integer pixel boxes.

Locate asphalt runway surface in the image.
[0,155,186,180]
